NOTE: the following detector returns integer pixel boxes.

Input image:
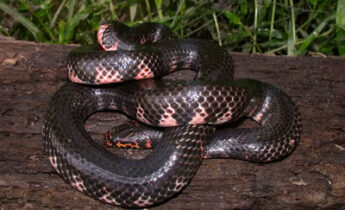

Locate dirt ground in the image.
[0,36,344,209]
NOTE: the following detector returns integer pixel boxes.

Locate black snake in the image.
[42,22,302,208]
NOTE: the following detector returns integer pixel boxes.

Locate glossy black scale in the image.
[43,21,302,208]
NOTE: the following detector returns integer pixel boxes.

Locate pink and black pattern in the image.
[43,84,216,207]
[68,23,233,85]
[106,80,302,162]
[43,22,302,208]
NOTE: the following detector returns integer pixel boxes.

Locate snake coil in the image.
[42,22,302,208]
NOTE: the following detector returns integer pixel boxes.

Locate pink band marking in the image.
[97,24,110,50]
[94,66,123,84]
[159,107,178,126]
[99,187,121,205]
[189,106,207,124]
[136,104,152,125]
[70,175,87,192]
[68,72,84,84]
[134,61,154,80]
[48,156,58,171]
[215,110,234,124]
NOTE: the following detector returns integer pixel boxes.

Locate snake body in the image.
[42,22,302,207]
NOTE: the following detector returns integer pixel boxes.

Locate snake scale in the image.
[42,22,302,208]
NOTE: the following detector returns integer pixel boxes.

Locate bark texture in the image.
[0,36,344,209]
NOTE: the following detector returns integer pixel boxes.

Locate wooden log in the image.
[0,36,344,209]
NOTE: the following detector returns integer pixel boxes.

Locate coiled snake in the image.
[42,22,302,208]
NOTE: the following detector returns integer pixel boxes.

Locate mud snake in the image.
[42,22,302,208]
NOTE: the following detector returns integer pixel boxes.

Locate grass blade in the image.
[0,1,41,40]
[50,0,67,29]
[213,11,222,46]
[287,0,296,55]
[63,0,75,43]
[154,0,163,21]
[109,1,117,21]
[18,0,55,41]
[170,0,185,28]
[269,0,276,40]
[253,0,258,53]
[130,3,138,22]
[336,0,345,25]
[145,0,152,21]
[296,14,335,55]
[0,25,10,36]
[335,0,345,55]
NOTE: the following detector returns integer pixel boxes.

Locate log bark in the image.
[0,36,344,209]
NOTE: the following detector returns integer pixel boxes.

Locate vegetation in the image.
[0,0,344,55]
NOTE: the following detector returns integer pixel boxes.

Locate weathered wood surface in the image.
[0,36,344,209]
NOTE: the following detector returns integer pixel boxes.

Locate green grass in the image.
[0,0,344,55]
